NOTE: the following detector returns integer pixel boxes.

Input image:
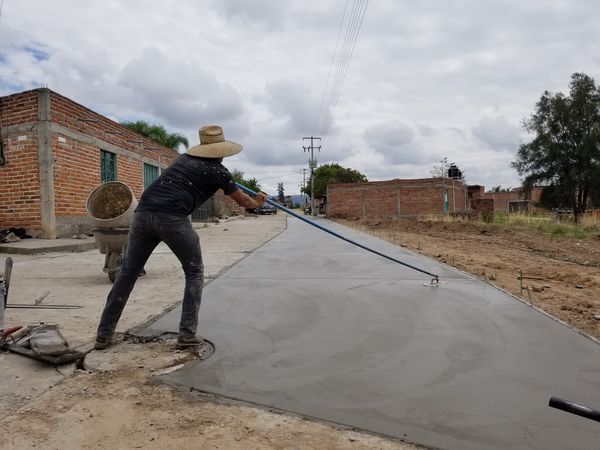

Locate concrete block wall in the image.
[328,178,468,219]
[0,88,178,237]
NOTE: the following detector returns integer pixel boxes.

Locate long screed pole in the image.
[549,396,600,422]
[237,183,439,283]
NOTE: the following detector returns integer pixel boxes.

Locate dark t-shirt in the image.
[136,154,239,217]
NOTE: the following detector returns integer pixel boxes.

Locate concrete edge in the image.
[0,241,97,255]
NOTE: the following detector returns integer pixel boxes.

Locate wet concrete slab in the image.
[139,218,600,450]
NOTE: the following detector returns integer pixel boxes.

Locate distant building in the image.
[327,177,545,220]
[469,186,545,214]
[327,177,469,218]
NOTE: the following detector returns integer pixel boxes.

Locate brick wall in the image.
[481,187,544,214]
[327,178,468,219]
[1,88,179,237]
[214,190,245,217]
[0,90,37,127]
[0,91,42,230]
[470,198,494,220]
[0,134,42,230]
[48,90,176,204]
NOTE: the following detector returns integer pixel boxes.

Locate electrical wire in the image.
[324,0,369,137]
[313,0,369,140]
[256,171,299,182]
[313,0,349,135]
[315,0,360,136]
[322,0,369,138]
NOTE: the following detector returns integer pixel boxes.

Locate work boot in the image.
[176,334,204,348]
[94,334,114,350]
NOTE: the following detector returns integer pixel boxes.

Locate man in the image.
[95,125,266,350]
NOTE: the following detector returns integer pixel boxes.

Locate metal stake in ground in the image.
[237,183,440,285]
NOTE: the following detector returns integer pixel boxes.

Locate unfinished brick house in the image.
[327,178,469,219]
[0,88,247,238]
[0,88,182,238]
[468,185,544,214]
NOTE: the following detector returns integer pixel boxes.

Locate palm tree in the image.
[121,120,189,151]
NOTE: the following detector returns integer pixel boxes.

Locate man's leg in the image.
[96,212,160,346]
[159,215,204,340]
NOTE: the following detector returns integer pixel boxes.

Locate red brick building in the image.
[468,185,544,214]
[0,88,179,238]
[327,178,469,219]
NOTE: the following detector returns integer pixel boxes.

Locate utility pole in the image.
[299,168,308,206]
[303,136,321,216]
[440,157,448,214]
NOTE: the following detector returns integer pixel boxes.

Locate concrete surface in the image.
[0,215,286,418]
[142,218,600,450]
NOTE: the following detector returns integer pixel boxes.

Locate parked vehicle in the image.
[250,204,278,215]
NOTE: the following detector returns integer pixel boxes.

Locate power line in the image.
[314,0,370,140]
[256,171,299,182]
[317,0,361,136]
[313,0,349,135]
[325,0,369,137]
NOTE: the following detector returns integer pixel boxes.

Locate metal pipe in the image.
[237,183,439,281]
[6,304,81,309]
[549,396,600,422]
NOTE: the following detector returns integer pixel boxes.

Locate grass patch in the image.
[486,212,600,239]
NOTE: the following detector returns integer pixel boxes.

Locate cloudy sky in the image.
[1,0,599,194]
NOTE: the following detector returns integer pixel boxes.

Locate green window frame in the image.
[100,150,116,182]
[143,163,159,189]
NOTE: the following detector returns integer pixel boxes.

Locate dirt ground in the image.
[335,217,600,341]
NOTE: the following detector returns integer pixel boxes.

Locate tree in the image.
[121,120,189,151]
[277,182,285,202]
[304,163,368,198]
[512,73,600,221]
[231,169,261,193]
[430,157,449,178]
[490,185,511,193]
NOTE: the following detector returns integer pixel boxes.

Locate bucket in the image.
[86,182,138,229]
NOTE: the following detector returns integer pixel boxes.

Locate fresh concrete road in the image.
[140,217,600,450]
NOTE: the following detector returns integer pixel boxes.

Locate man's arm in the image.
[229,189,267,209]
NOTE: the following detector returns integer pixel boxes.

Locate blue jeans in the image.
[96,211,204,339]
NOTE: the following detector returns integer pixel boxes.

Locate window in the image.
[100,150,116,182]
[143,163,159,189]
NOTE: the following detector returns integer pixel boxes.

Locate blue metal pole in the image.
[237,183,439,282]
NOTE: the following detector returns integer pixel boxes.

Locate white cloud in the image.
[1,0,599,193]
[364,122,428,164]
[472,116,522,152]
[117,47,245,130]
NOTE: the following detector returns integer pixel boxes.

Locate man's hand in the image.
[254,192,267,207]
[229,189,268,209]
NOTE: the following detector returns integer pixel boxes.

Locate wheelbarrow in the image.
[86,182,137,282]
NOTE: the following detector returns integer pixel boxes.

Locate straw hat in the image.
[186,125,242,158]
